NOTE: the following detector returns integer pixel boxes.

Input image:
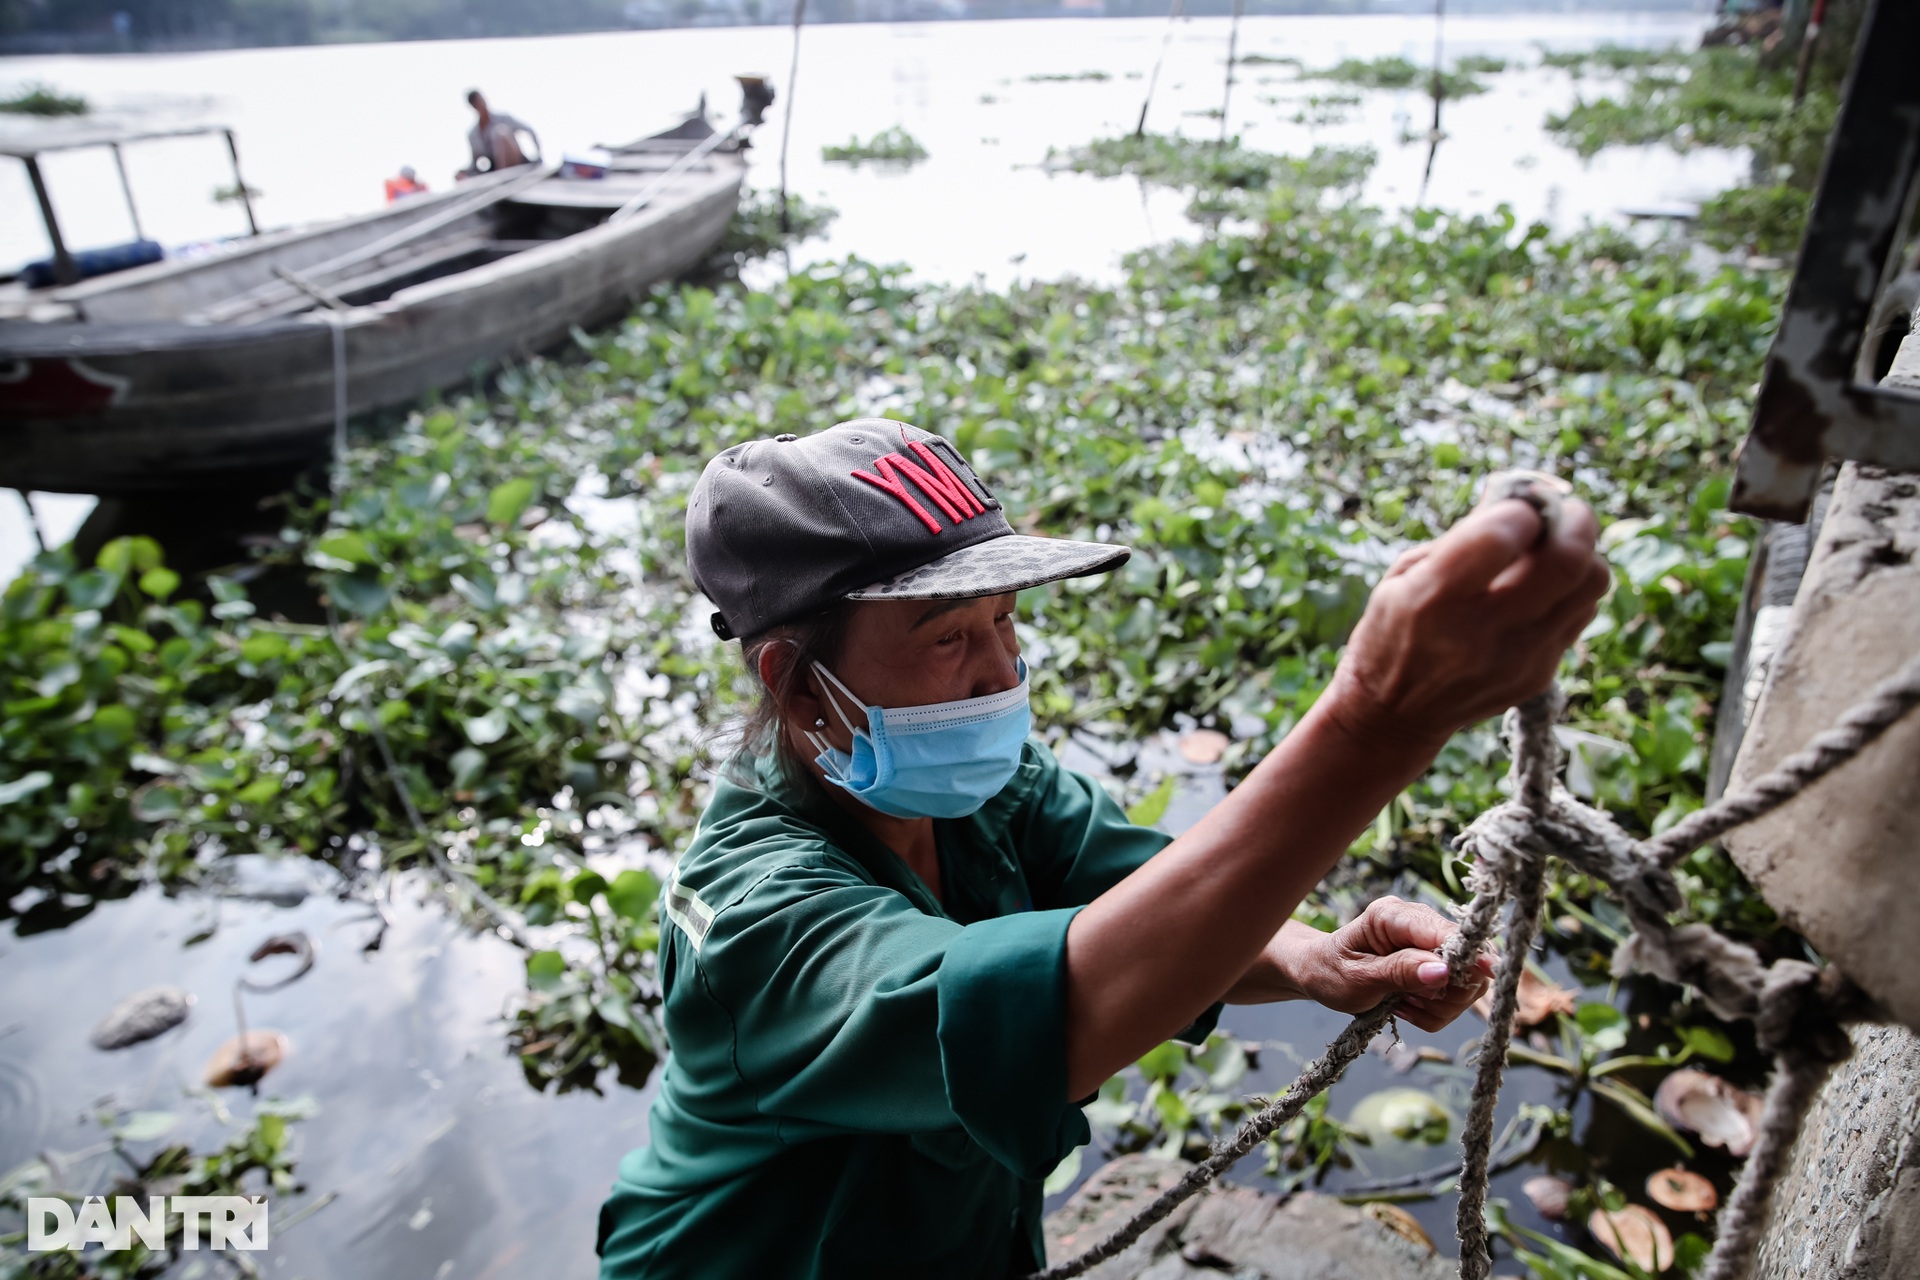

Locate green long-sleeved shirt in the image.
[596,740,1214,1279]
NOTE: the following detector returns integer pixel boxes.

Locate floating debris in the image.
[241,931,315,991]
[205,1030,289,1087]
[1177,729,1231,765]
[1473,967,1578,1031]
[1522,1175,1573,1220]
[1646,1166,1718,1213]
[1653,1068,1766,1156]
[1587,1203,1674,1273]
[1348,1087,1450,1145]
[90,986,194,1050]
[1381,1041,1451,1074]
[1361,1201,1434,1252]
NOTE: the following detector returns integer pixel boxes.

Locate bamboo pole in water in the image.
[1134,0,1185,139]
[778,0,807,235]
[1218,0,1245,146]
[1791,0,1828,108]
[1418,0,1446,205]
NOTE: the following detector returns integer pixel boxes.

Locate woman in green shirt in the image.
[597,420,1609,1278]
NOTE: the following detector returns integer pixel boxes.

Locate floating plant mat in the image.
[5,109,1800,1272]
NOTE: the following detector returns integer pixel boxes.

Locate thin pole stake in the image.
[224,130,260,236]
[1418,0,1446,205]
[1219,0,1245,146]
[1791,0,1827,108]
[110,143,145,242]
[13,489,46,555]
[778,0,807,235]
[1134,0,1185,139]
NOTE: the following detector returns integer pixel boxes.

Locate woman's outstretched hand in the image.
[1325,491,1612,757]
[1063,484,1607,1097]
[1250,897,1496,1033]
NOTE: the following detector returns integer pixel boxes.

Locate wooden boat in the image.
[0,103,755,494]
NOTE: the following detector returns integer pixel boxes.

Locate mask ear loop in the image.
[810,661,867,738]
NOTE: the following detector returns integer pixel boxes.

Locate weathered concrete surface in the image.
[1722,461,1920,1032]
[1733,320,1920,1278]
[1043,1154,1455,1280]
[1752,1023,1920,1280]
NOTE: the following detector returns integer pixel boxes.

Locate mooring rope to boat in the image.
[313,301,535,951]
[1032,651,1920,1280]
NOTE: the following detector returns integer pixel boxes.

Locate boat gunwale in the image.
[42,166,532,309]
[0,159,744,358]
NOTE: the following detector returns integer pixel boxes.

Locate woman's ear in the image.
[757,640,831,745]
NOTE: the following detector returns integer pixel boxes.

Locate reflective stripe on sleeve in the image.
[663,865,715,952]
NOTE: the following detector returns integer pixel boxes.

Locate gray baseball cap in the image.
[686,419,1130,640]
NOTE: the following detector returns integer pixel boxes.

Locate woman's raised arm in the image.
[1060,495,1611,1098]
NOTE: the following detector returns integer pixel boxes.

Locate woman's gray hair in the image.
[726,601,857,786]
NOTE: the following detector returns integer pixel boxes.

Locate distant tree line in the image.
[0,0,1709,52]
[0,0,640,49]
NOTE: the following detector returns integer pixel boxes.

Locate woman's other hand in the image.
[1273,896,1495,1033]
[1326,490,1611,755]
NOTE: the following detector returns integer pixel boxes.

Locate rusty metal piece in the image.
[1730,0,1920,522]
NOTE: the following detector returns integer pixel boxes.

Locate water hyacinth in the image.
[5,126,1786,1114]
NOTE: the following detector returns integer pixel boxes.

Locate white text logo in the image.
[26,1196,269,1251]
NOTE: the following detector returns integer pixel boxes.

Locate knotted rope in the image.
[1034,650,1920,1280]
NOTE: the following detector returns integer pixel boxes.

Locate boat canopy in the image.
[3,121,258,286]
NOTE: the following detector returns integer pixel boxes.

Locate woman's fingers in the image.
[1404,500,1543,601]
[1397,985,1487,1033]
[1322,897,1495,1032]
[1485,499,1607,622]
[1332,483,1609,743]
[1482,502,1620,621]
[1344,895,1454,955]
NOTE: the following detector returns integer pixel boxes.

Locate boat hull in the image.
[0,165,741,494]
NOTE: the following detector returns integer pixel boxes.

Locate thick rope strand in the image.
[1454,871,1546,1280]
[1641,651,1920,868]
[1699,1052,1835,1280]
[1030,997,1402,1280]
[1033,697,1556,1280]
[1033,661,1918,1280]
[1455,691,1557,1278]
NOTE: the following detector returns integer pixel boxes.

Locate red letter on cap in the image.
[897,442,987,523]
[852,457,943,534]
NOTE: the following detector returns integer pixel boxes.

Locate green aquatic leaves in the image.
[1046,133,1375,200]
[822,126,928,167]
[1696,183,1810,260]
[1309,54,1487,98]
[2,122,1793,1102]
[512,864,663,1091]
[0,82,89,115]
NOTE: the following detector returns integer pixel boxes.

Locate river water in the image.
[0,11,1740,584]
[3,13,1740,1276]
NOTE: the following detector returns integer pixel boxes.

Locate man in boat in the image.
[464,90,541,177]
[384,166,428,202]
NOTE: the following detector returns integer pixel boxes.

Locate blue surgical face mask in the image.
[804,657,1032,820]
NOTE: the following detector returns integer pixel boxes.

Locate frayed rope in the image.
[1032,651,1920,1280]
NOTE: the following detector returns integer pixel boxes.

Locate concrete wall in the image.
[1734,315,1920,1279]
